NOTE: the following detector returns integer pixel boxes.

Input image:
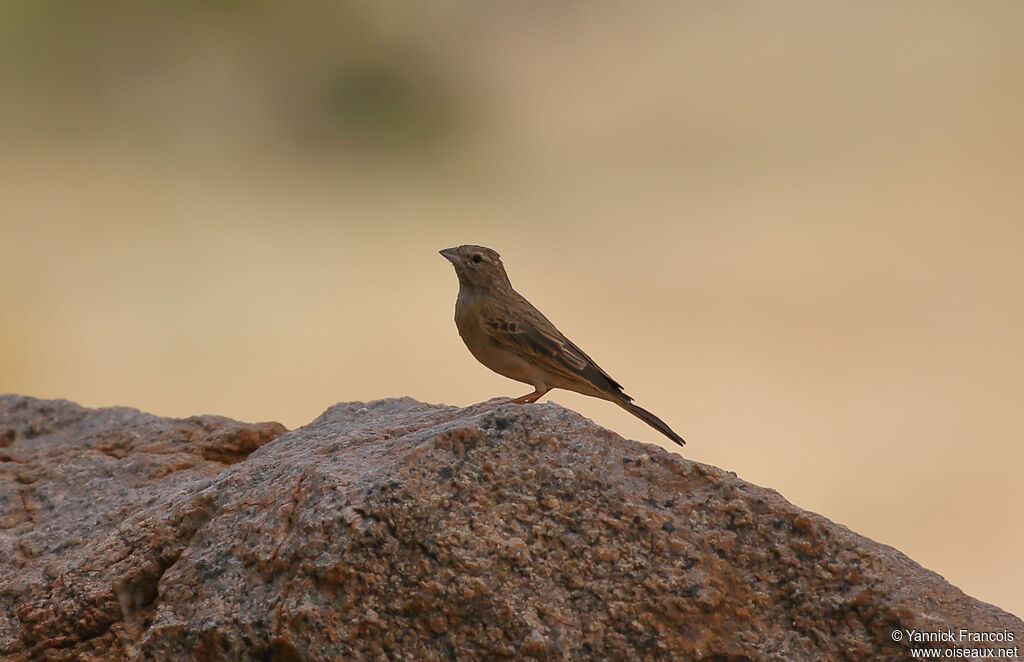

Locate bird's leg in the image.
[509,387,550,404]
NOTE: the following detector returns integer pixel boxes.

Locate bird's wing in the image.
[480,295,627,397]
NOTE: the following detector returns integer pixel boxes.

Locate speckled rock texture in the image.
[0,395,1020,661]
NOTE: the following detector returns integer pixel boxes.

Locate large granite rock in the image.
[0,395,1019,661]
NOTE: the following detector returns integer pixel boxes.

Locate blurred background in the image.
[1,3,1021,616]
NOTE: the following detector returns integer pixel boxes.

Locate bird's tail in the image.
[614,398,686,447]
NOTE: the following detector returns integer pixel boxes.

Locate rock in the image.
[0,394,1020,661]
[0,396,286,661]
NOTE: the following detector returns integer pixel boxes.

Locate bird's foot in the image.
[509,389,547,404]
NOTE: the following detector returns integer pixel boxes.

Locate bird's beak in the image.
[439,247,460,264]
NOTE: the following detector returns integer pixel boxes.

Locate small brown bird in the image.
[440,244,685,446]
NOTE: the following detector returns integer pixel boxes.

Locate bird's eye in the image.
[471,254,483,264]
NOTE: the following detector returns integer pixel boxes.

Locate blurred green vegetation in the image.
[0,1,468,154]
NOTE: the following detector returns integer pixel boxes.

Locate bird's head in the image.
[439,244,512,293]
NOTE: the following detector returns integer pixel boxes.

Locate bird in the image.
[439,244,684,446]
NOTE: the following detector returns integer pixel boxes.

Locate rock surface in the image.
[0,395,1020,661]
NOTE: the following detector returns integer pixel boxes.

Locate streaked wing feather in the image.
[481,298,626,396]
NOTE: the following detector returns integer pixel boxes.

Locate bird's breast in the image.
[453,294,544,387]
